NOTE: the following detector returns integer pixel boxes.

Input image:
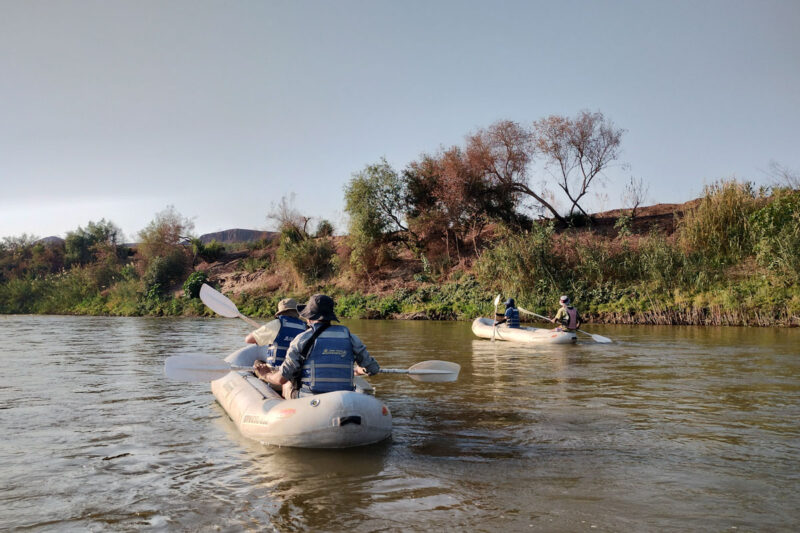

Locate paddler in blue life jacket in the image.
[494,298,521,328]
[265,294,381,399]
[247,298,308,381]
[551,295,582,332]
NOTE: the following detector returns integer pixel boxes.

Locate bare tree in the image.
[622,175,649,218]
[534,111,624,218]
[268,194,311,237]
[767,160,800,189]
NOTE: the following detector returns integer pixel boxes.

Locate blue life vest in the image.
[266,316,307,367]
[299,325,355,394]
[505,307,520,328]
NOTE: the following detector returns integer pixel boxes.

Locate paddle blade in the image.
[407,360,460,383]
[493,294,501,306]
[164,354,234,382]
[200,283,240,318]
[576,329,612,344]
[590,333,612,344]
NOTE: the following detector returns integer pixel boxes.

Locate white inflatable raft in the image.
[210,344,392,448]
[471,317,577,344]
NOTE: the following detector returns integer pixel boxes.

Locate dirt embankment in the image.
[197,202,694,298]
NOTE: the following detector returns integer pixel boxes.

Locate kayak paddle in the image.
[165,354,461,383]
[165,353,252,382]
[491,294,501,342]
[199,283,262,328]
[518,307,612,344]
[379,360,461,382]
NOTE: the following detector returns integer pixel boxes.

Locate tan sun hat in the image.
[275,298,299,317]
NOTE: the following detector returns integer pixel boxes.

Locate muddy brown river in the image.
[1,316,798,531]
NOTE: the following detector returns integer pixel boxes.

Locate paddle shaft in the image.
[518,307,552,322]
[165,354,460,383]
[380,369,453,375]
[518,306,611,343]
[491,294,500,342]
[238,314,262,328]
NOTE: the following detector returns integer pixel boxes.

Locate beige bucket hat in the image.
[275,298,299,317]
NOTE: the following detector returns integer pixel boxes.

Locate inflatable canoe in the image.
[210,344,392,448]
[471,317,577,344]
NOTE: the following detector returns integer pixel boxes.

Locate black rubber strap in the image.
[300,323,331,358]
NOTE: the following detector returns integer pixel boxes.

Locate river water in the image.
[1,315,798,532]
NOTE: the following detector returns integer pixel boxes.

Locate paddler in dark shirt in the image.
[265,294,380,399]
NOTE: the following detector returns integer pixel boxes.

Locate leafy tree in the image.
[315,219,335,238]
[405,147,524,259]
[345,159,413,240]
[137,206,195,292]
[65,219,123,267]
[465,120,564,222]
[0,234,64,282]
[344,159,420,272]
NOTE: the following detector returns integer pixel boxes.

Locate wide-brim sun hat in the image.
[559,295,570,304]
[275,298,299,317]
[299,294,338,322]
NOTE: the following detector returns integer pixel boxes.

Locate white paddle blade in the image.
[407,360,460,383]
[493,294,501,306]
[165,354,234,382]
[590,333,612,344]
[199,283,240,318]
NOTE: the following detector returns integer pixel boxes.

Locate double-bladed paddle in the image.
[165,354,461,383]
[199,283,261,328]
[491,294,501,342]
[517,307,612,344]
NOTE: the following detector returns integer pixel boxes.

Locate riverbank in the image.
[2,183,798,327]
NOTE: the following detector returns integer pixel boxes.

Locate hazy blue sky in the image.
[2,0,798,240]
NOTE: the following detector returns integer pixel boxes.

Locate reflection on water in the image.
[1,315,799,531]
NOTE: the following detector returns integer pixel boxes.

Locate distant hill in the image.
[198,228,276,244]
[36,236,65,246]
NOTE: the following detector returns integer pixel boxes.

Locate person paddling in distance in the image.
[246,298,308,383]
[494,298,521,329]
[551,295,582,332]
[264,294,381,399]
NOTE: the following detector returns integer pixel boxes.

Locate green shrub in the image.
[183,271,208,299]
[143,251,189,296]
[678,180,763,265]
[241,255,271,273]
[336,293,369,318]
[200,240,225,262]
[614,214,632,237]
[474,222,557,299]
[750,188,800,283]
[278,237,336,284]
[104,279,143,316]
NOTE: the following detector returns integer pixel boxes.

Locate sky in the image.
[1,0,798,241]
